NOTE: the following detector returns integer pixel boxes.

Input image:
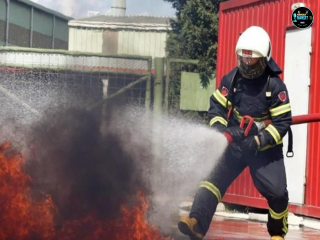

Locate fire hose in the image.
[223,113,320,146]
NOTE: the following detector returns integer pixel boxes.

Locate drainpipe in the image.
[52,15,55,49]
[5,0,10,46]
[30,7,34,47]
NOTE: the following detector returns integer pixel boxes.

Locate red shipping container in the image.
[217,0,320,218]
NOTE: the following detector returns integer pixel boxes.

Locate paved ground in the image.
[174,216,320,240]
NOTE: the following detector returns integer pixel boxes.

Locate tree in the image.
[165,0,228,87]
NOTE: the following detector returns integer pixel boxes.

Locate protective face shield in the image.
[235,26,271,79]
[237,54,268,79]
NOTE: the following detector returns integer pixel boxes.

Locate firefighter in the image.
[178,26,291,240]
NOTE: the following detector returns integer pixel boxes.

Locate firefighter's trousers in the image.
[189,145,289,237]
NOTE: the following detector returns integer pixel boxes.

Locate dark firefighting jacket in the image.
[209,58,292,151]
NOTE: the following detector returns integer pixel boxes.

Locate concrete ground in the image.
[205,216,320,240]
[174,215,320,240]
[174,202,320,240]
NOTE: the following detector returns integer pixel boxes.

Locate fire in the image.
[56,192,172,240]
[0,142,56,240]
[0,142,172,240]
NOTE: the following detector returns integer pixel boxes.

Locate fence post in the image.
[153,57,164,117]
[152,57,164,187]
[164,58,170,114]
[145,57,152,112]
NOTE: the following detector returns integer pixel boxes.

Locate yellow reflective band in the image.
[265,124,281,143]
[213,91,226,107]
[283,215,288,234]
[270,103,291,117]
[199,181,221,202]
[233,108,270,122]
[269,207,288,220]
[213,90,232,108]
[233,109,242,121]
[258,140,283,151]
[210,116,228,127]
[253,116,271,121]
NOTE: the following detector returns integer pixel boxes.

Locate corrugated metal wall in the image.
[69,27,167,58]
[305,0,320,213]
[0,0,70,49]
[69,28,103,53]
[118,31,167,58]
[217,0,320,218]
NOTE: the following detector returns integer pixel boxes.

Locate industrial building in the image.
[68,0,172,59]
[217,0,320,219]
[0,0,72,49]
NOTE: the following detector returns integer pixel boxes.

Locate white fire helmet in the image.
[235,26,272,79]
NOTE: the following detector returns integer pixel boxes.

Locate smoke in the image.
[24,105,152,224]
[1,98,227,235]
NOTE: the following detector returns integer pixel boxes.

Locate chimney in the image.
[111,0,126,16]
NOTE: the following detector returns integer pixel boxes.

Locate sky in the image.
[31,0,176,19]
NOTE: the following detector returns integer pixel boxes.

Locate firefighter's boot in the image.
[271,236,284,240]
[178,216,204,240]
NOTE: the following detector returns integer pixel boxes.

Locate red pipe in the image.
[292,113,320,125]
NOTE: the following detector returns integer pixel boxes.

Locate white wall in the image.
[68,27,168,58]
[69,28,103,53]
[117,30,167,58]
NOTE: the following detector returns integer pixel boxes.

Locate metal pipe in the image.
[52,15,56,49]
[30,7,34,47]
[5,0,10,46]
[292,113,320,125]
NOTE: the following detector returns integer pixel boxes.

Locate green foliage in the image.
[165,0,228,87]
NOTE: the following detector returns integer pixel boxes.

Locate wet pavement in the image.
[174,216,320,240]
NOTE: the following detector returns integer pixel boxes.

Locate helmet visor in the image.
[237,55,267,79]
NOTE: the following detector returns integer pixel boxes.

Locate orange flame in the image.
[0,142,56,240]
[0,142,171,240]
[56,191,171,240]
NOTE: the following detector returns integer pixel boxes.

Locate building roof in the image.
[76,15,173,24]
[17,0,73,20]
[69,15,174,31]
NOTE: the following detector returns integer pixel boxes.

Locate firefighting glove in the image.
[241,135,260,152]
[212,122,227,133]
[247,123,258,136]
[224,126,244,142]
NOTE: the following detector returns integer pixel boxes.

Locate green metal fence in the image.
[0,47,215,126]
[0,47,152,124]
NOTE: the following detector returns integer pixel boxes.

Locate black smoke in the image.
[24,102,152,224]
